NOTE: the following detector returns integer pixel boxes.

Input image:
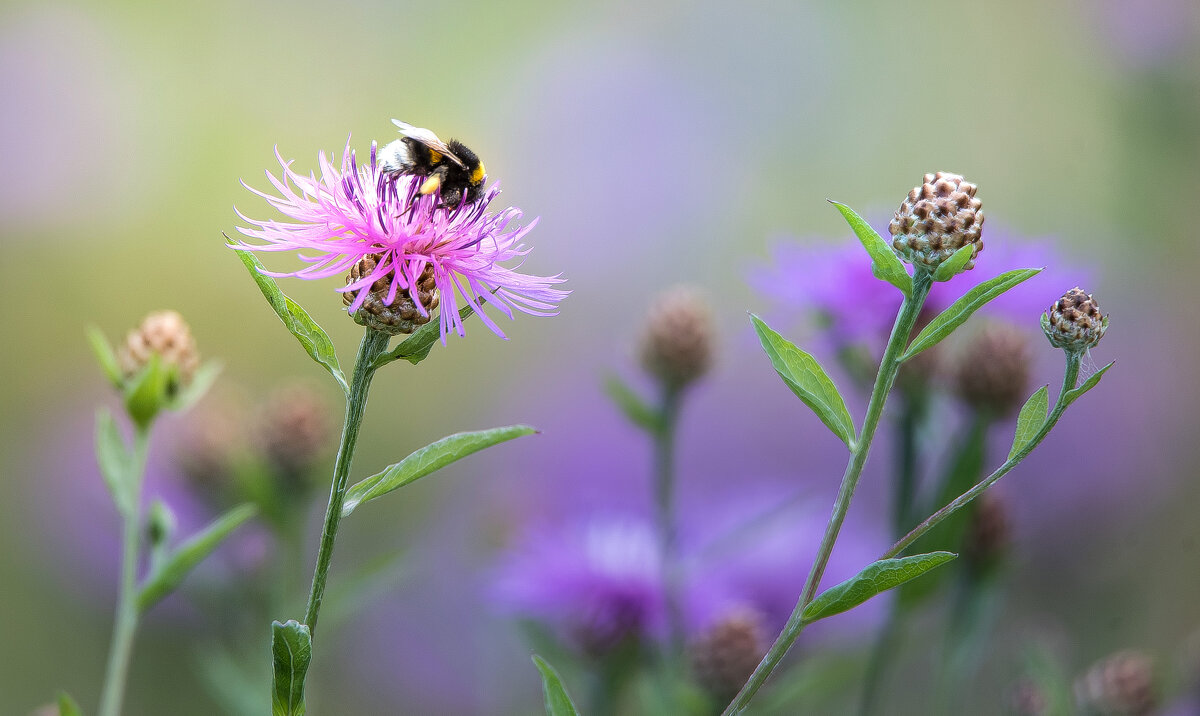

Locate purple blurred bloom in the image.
[1090,0,1200,69]
[752,224,1089,352]
[233,138,567,340]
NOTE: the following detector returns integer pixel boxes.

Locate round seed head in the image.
[1044,287,1107,352]
[1074,650,1157,716]
[639,286,715,389]
[254,383,334,482]
[116,310,200,394]
[889,172,984,272]
[964,492,1011,566]
[343,253,440,335]
[954,322,1033,417]
[689,608,768,704]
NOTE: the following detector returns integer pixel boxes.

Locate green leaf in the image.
[829,200,912,295]
[532,655,581,716]
[137,503,257,612]
[123,354,168,429]
[802,552,957,624]
[932,244,976,282]
[372,302,478,368]
[751,314,856,450]
[271,620,312,716]
[57,691,83,716]
[95,409,134,516]
[1064,361,1114,407]
[87,326,123,389]
[1008,385,1049,460]
[604,376,661,433]
[342,425,538,516]
[901,268,1042,361]
[166,361,223,413]
[234,249,349,394]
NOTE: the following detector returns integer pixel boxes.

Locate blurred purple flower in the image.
[1089,0,1199,70]
[233,138,567,340]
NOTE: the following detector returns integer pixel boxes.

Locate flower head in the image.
[889,171,984,272]
[639,286,715,389]
[1043,287,1108,352]
[233,137,567,340]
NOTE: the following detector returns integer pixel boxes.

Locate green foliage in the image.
[94,409,134,516]
[137,503,257,612]
[901,268,1042,361]
[532,655,581,716]
[122,354,170,429]
[1009,386,1049,460]
[605,376,662,433]
[87,326,123,389]
[234,249,349,394]
[271,620,312,716]
[802,552,957,624]
[57,692,83,716]
[751,315,856,450]
[165,361,223,413]
[372,303,477,368]
[341,425,538,516]
[932,244,975,282]
[828,200,912,295]
[1064,361,1114,406]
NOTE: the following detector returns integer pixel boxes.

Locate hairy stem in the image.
[98,427,151,716]
[302,328,391,635]
[882,351,1082,560]
[723,273,933,715]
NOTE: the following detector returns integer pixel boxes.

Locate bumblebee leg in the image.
[419,164,450,196]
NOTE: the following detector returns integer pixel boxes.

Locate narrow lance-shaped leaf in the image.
[932,244,976,282]
[604,376,662,433]
[802,552,957,624]
[233,249,349,394]
[271,620,312,716]
[372,302,477,369]
[166,361,223,413]
[901,268,1042,361]
[342,425,538,516]
[1008,385,1049,461]
[137,503,257,612]
[751,315,856,450]
[532,655,581,716]
[829,200,912,295]
[87,326,123,389]
[95,408,134,516]
[1064,361,1114,407]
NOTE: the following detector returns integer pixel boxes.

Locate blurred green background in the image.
[2,0,1199,713]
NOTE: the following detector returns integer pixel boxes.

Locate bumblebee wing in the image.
[390,119,466,168]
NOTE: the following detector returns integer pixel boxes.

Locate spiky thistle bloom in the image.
[233,137,567,340]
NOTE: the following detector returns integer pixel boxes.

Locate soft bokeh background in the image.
[2,0,1199,714]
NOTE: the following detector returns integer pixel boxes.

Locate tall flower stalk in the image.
[723,174,1112,714]
[232,125,565,712]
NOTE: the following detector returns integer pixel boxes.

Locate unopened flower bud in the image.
[116,310,200,393]
[254,383,334,482]
[964,492,1010,567]
[639,286,714,389]
[343,253,440,335]
[146,499,177,547]
[1075,650,1157,716]
[689,608,767,703]
[1044,288,1107,352]
[889,172,984,272]
[955,322,1032,417]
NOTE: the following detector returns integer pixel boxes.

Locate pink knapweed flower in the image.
[233,137,567,339]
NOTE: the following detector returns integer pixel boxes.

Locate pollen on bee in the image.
[470,163,486,184]
[419,175,442,195]
[428,149,443,164]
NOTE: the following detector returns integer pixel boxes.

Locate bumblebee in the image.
[379,119,486,208]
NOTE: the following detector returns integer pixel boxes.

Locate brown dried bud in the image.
[116,310,200,392]
[639,286,714,389]
[1044,288,1107,352]
[964,492,1011,566]
[343,254,439,335]
[1074,650,1157,716]
[176,398,244,500]
[254,383,334,481]
[889,172,984,272]
[954,322,1032,417]
[689,608,767,704]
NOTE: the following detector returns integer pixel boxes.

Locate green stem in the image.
[98,427,151,716]
[882,351,1082,560]
[302,328,390,636]
[654,384,684,657]
[723,273,933,715]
